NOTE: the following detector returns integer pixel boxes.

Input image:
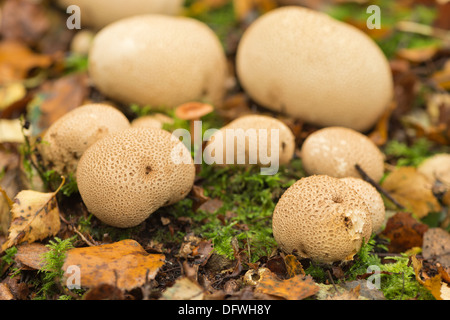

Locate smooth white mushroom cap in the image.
[272,175,373,263]
[301,127,385,182]
[76,128,196,228]
[40,103,131,175]
[341,177,386,233]
[56,0,184,29]
[88,15,228,109]
[236,6,393,132]
[205,114,295,168]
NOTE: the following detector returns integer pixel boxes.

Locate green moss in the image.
[384,138,435,167]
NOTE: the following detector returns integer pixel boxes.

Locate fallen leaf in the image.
[27,73,90,134]
[0,82,26,112]
[0,119,25,143]
[0,178,64,252]
[160,277,204,300]
[83,284,125,300]
[326,284,362,300]
[0,283,14,300]
[233,0,277,22]
[0,41,52,85]
[396,46,439,63]
[254,268,319,300]
[0,0,50,46]
[381,167,441,218]
[14,242,48,269]
[284,254,305,278]
[62,239,165,291]
[369,102,397,146]
[411,255,443,300]
[422,228,450,267]
[380,212,429,253]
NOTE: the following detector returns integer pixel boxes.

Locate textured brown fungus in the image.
[76,128,195,228]
[39,103,130,175]
[272,175,373,264]
[301,127,385,182]
[205,114,295,168]
[341,177,386,234]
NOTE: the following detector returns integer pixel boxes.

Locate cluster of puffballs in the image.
[42,1,416,264]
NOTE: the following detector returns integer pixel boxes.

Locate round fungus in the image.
[205,114,295,169]
[39,103,130,175]
[236,6,393,132]
[417,153,450,186]
[272,175,373,264]
[341,177,386,233]
[88,15,228,110]
[56,0,184,29]
[76,128,196,228]
[301,127,385,182]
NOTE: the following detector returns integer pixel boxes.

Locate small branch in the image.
[396,21,450,42]
[355,164,406,211]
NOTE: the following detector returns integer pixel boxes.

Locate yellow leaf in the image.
[62,239,165,291]
[0,178,64,252]
[381,167,441,218]
[411,255,443,300]
[233,0,277,21]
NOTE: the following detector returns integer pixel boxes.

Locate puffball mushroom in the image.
[272,175,373,264]
[56,0,184,29]
[418,154,450,186]
[205,114,295,170]
[236,6,393,132]
[39,103,131,175]
[341,177,385,233]
[76,128,196,228]
[301,127,385,182]
[88,15,228,110]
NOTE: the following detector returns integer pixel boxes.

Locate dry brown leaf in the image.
[0,0,50,46]
[62,239,165,291]
[14,242,48,269]
[28,73,90,133]
[396,46,439,63]
[0,283,14,300]
[0,41,52,85]
[0,178,63,252]
[422,228,450,267]
[380,212,429,253]
[233,0,277,21]
[381,167,441,218]
[255,268,319,300]
[411,255,444,300]
[369,102,396,146]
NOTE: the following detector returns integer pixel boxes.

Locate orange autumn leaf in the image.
[0,41,52,85]
[255,268,319,300]
[62,239,165,291]
[284,254,305,278]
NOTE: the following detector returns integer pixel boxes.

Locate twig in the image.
[327,270,338,294]
[396,21,450,42]
[355,164,406,210]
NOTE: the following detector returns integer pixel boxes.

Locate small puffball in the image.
[301,127,385,182]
